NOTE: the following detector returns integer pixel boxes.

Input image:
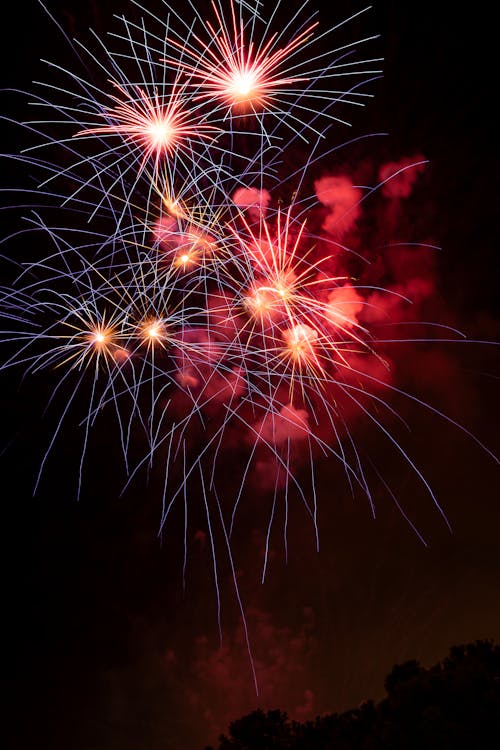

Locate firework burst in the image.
[161,0,381,138]
[74,80,221,172]
[1,0,498,695]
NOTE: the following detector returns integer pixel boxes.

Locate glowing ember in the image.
[141,319,167,343]
[283,323,318,363]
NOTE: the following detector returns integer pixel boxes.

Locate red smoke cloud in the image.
[183,606,318,744]
[378,155,426,199]
[233,186,272,220]
[164,155,477,529]
[314,175,362,238]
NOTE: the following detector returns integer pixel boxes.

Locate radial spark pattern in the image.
[1,2,497,682]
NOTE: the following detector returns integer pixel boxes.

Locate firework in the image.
[1,0,498,695]
[160,0,381,138]
[74,79,221,172]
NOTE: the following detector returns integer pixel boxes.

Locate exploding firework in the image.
[74,79,221,172]
[1,0,498,694]
[160,0,381,137]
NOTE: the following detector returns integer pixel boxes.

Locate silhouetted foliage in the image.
[205,640,500,749]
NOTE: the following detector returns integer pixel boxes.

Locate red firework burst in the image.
[75,80,219,170]
[164,0,316,114]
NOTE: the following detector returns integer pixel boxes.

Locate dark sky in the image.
[1,2,499,749]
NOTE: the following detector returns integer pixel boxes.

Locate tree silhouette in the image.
[216,709,291,750]
[205,640,500,749]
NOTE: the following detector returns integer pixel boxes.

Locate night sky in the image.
[1,2,499,749]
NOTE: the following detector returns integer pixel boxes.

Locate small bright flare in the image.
[147,121,174,151]
[230,71,257,100]
[283,323,318,363]
[175,251,195,269]
[140,318,167,346]
[173,228,215,270]
[89,326,114,349]
[245,278,293,320]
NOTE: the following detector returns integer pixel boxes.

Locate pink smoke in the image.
[378,155,426,199]
[233,186,272,219]
[314,175,362,238]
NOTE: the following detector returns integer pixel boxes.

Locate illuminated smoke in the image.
[314,175,362,238]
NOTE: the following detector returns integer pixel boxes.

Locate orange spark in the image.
[283,323,318,364]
